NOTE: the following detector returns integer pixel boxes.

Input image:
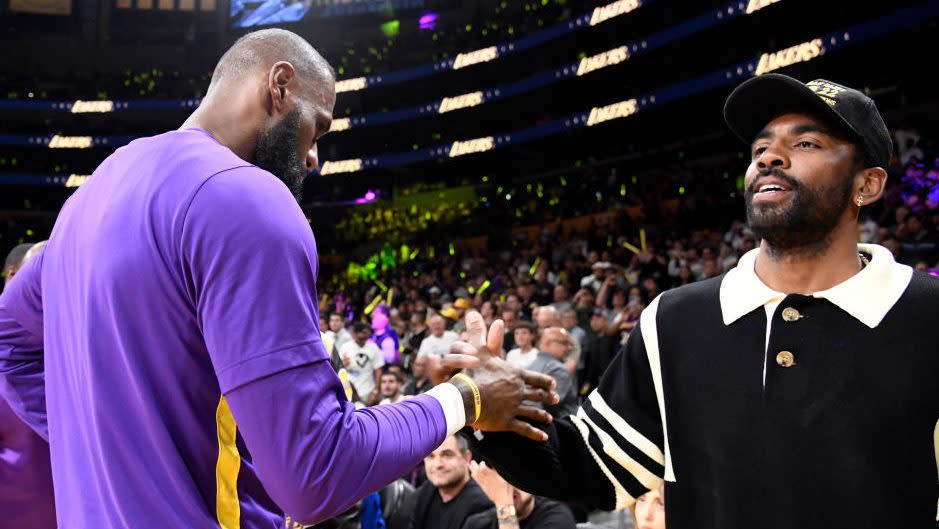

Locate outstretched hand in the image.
[442,311,559,442]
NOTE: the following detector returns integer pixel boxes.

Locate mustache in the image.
[746,169,801,195]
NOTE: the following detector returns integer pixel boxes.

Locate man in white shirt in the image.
[417,315,459,358]
[338,322,385,405]
[326,312,353,354]
[378,370,405,405]
[505,321,539,369]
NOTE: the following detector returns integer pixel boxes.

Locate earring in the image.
[856,195,864,207]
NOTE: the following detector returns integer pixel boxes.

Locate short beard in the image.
[745,168,854,258]
[253,107,305,202]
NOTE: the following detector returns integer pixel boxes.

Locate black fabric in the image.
[475,271,939,528]
[462,497,577,529]
[410,479,494,529]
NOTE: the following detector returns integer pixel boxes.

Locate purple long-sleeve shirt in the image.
[0,397,55,527]
[0,128,462,528]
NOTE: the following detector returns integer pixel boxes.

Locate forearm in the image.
[226,359,467,525]
[472,419,616,511]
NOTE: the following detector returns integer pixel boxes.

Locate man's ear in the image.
[855,165,888,207]
[267,61,297,115]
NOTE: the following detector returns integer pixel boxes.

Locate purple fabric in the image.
[0,129,449,528]
[0,397,55,527]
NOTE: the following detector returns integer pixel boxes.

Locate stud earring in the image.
[856,195,864,207]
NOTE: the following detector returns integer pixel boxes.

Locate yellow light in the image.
[576,46,630,76]
[586,98,638,127]
[330,118,351,132]
[438,91,484,113]
[589,0,641,26]
[452,46,499,70]
[48,135,93,149]
[65,174,90,187]
[755,38,824,76]
[70,100,114,113]
[745,0,781,14]
[320,159,363,175]
[335,77,367,93]
[448,136,495,158]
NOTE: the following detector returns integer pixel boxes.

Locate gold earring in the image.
[856,195,864,207]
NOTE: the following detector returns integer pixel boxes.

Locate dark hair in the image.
[329,312,343,319]
[454,433,471,454]
[353,322,371,334]
[514,321,537,333]
[373,304,390,317]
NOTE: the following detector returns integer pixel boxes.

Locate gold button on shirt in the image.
[776,350,796,368]
[781,307,801,322]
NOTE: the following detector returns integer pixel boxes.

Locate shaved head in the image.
[210,28,334,94]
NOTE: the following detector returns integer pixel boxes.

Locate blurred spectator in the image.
[410,435,493,529]
[465,461,576,529]
[631,485,665,529]
[326,312,353,355]
[371,304,400,364]
[580,310,616,395]
[531,327,578,420]
[339,322,385,406]
[402,354,433,396]
[378,369,405,405]
[404,312,429,358]
[897,212,939,266]
[417,315,459,358]
[505,321,539,369]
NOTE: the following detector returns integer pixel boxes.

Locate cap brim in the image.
[724,73,859,147]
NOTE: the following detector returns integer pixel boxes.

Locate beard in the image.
[744,168,854,256]
[253,107,305,202]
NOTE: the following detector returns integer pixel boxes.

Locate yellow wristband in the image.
[451,373,481,425]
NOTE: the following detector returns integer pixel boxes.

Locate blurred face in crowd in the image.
[329,314,345,333]
[634,486,665,529]
[612,290,627,309]
[319,316,328,333]
[506,295,521,312]
[540,328,572,361]
[354,327,371,346]
[380,373,401,399]
[535,306,559,330]
[412,354,427,378]
[554,285,568,303]
[371,308,389,331]
[429,316,446,337]
[590,313,608,333]
[409,313,424,331]
[424,436,471,491]
[561,310,578,330]
[502,311,517,327]
[702,258,720,278]
[480,301,494,320]
[745,113,875,253]
[642,278,658,296]
[578,289,596,308]
[514,327,534,349]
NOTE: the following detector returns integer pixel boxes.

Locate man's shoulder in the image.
[654,276,723,318]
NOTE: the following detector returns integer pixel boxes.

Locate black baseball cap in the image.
[724,73,892,168]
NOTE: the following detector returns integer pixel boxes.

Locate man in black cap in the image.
[465,74,939,528]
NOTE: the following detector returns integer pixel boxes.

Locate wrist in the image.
[448,376,477,426]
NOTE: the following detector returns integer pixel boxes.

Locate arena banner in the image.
[9,0,71,15]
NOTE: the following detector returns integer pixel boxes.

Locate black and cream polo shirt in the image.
[475,244,939,529]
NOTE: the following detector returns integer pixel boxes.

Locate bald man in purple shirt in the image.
[0,29,555,529]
